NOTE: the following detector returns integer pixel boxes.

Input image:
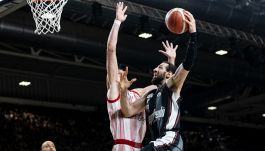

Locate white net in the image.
[27,0,68,35]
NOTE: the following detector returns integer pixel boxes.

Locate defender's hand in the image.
[116,2,128,22]
[119,67,136,91]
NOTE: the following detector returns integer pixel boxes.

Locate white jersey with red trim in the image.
[107,90,146,151]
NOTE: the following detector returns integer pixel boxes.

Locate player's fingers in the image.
[183,12,191,21]
[166,40,170,47]
[122,6,128,13]
[119,72,124,82]
[124,66,129,77]
[130,78,137,84]
[184,12,194,22]
[184,10,193,18]
[174,44,179,50]
[158,50,168,56]
[183,16,192,25]
[162,41,167,49]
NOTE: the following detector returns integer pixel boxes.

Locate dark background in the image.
[0,0,265,150]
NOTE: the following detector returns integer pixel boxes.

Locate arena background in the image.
[0,0,265,150]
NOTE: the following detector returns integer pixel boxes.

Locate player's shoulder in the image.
[129,89,141,98]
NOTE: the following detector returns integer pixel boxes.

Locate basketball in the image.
[165,8,189,34]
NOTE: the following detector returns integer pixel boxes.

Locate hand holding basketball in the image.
[183,11,196,33]
[116,2,128,22]
[165,8,196,34]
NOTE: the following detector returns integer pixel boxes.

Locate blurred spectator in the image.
[0,104,264,151]
[41,141,56,151]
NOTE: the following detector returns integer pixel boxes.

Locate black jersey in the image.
[145,84,181,143]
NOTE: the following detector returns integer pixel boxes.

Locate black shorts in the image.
[140,137,183,151]
[140,143,155,151]
[141,142,183,151]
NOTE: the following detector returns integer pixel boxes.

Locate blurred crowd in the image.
[0,105,112,151]
[0,104,264,151]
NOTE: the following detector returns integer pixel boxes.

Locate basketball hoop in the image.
[26,0,68,35]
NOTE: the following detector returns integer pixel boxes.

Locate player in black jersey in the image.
[119,10,197,151]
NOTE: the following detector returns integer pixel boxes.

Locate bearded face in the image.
[151,62,169,85]
[151,74,164,85]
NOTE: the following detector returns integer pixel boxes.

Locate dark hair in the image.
[163,61,177,73]
[118,63,127,71]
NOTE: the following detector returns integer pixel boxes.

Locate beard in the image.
[151,75,164,85]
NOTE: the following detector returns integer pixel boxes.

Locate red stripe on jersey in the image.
[107,95,120,103]
[130,90,141,98]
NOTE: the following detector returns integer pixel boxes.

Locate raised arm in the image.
[166,11,197,94]
[119,67,155,117]
[106,2,127,99]
[159,40,178,65]
[130,41,176,96]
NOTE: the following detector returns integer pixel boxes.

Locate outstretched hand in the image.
[183,10,196,33]
[116,2,128,22]
[159,40,178,64]
[119,67,137,91]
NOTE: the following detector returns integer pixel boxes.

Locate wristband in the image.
[114,19,121,26]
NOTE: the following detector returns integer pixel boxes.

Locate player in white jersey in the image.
[106,2,176,151]
[107,89,146,150]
